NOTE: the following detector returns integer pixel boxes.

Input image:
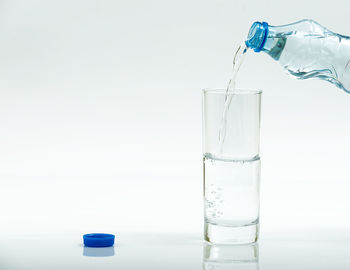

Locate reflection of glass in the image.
[203,90,262,244]
[83,246,115,257]
[203,243,259,270]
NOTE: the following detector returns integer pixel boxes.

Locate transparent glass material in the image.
[203,243,259,270]
[202,89,262,244]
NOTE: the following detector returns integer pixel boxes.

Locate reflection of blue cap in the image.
[245,22,269,52]
[83,233,115,247]
[83,246,115,257]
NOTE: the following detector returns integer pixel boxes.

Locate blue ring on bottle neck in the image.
[255,22,269,52]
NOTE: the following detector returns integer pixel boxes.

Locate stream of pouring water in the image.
[217,44,249,156]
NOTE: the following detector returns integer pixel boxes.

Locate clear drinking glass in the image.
[202,89,262,244]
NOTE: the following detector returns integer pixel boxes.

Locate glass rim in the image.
[202,88,262,95]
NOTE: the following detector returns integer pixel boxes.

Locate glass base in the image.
[204,222,259,244]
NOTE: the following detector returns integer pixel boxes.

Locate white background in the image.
[0,0,349,239]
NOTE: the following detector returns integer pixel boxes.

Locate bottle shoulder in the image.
[268,19,329,38]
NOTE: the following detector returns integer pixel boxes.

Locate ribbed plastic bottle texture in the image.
[246,19,350,93]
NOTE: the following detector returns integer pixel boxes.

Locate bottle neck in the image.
[262,26,287,60]
[246,22,287,60]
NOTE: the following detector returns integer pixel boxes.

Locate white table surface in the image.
[1,232,349,269]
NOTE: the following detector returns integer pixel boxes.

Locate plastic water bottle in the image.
[245,19,350,93]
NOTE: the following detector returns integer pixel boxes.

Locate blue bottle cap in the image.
[83,233,115,247]
[245,21,269,52]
